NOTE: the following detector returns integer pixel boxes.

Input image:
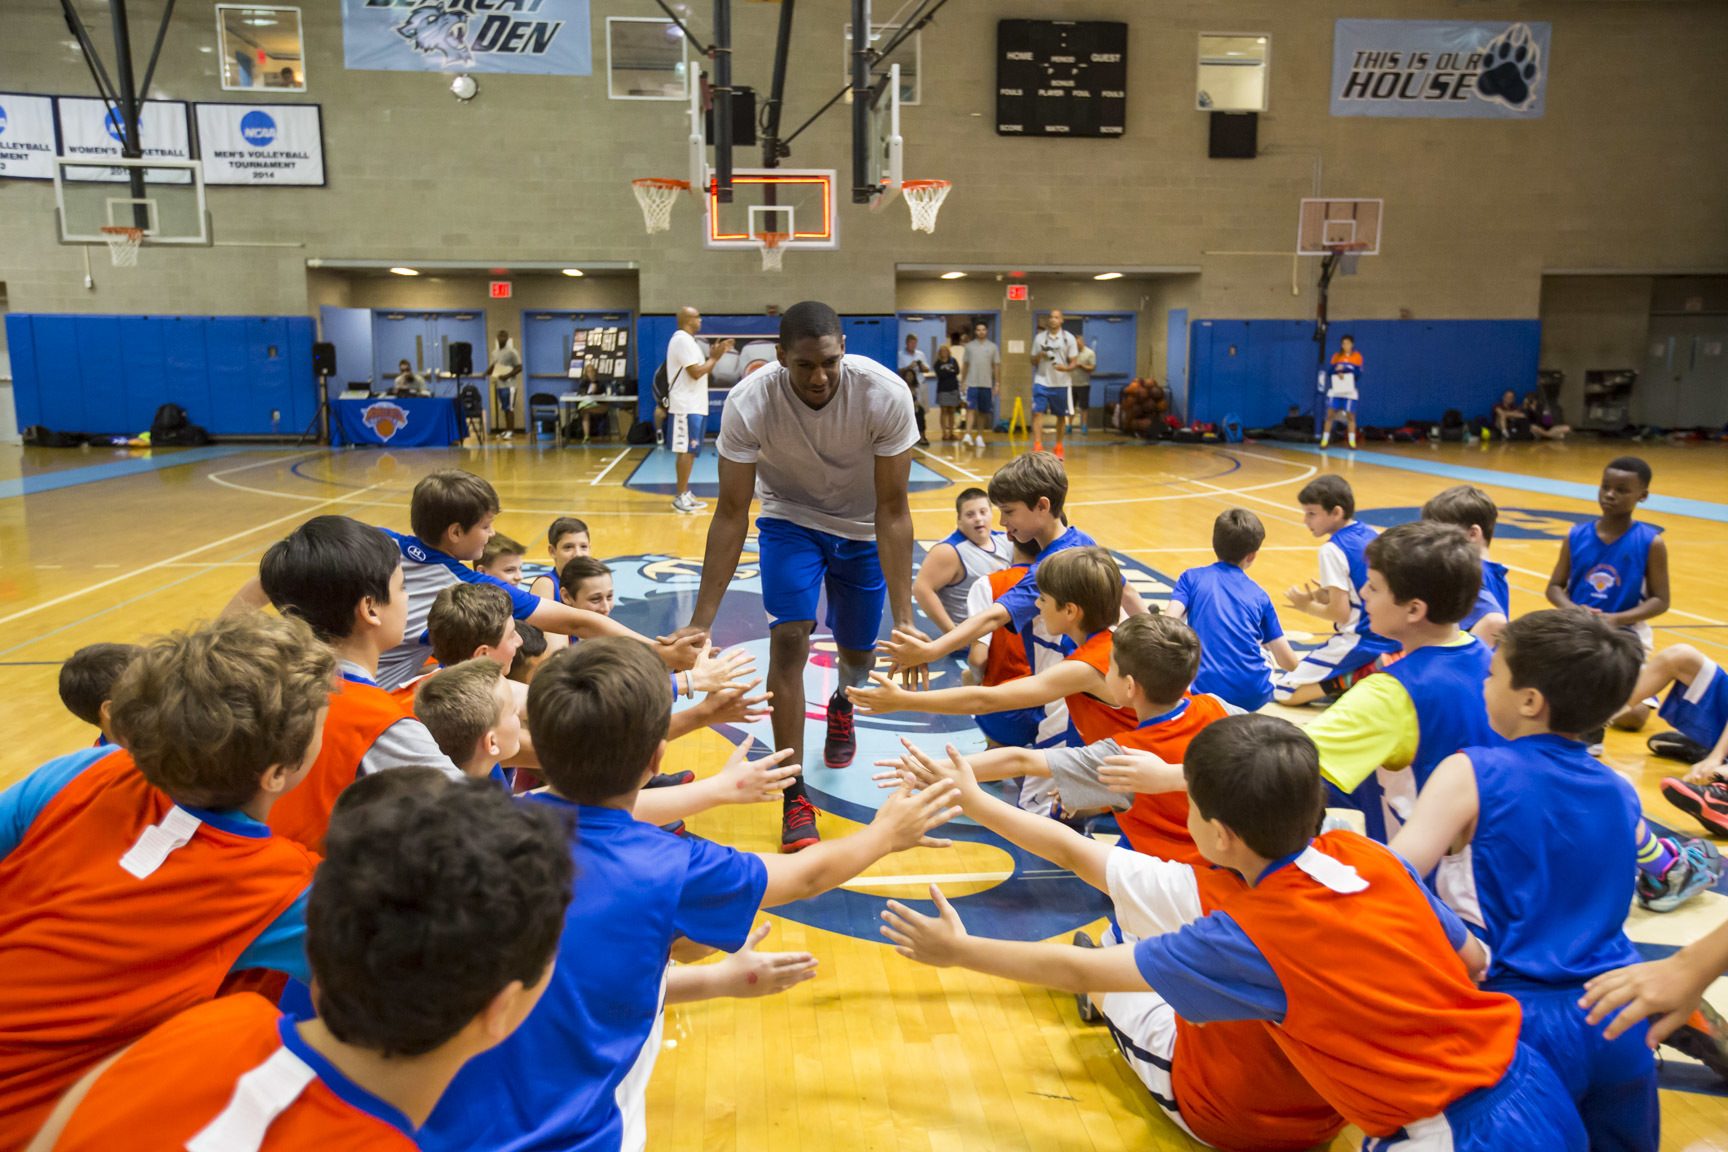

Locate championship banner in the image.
[195,104,326,186]
[0,94,57,181]
[342,0,591,75]
[57,97,192,181]
[1331,20,1550,119]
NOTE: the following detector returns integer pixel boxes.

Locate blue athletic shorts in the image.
[976,706,1042,748]
[1502,984,1656,1152]
[756,517,886,652]
[1031,384,1069,416]
[1326,397,1358,414]
[666,413,704,454]
[1367,1042,1585,1152]
[1658,656,1728,750]
[967,386,995,415]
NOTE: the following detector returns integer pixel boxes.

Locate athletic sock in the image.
[1637,825,1680,879]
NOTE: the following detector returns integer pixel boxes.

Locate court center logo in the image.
[362,401,411,442]
[239,111,277,148]
[394,2,476,66]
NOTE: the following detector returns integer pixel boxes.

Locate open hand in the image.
[1684,757,1727,787]
[871,782,962,851]
[1581,952,1716,1045]
[1284,581,1325,612]
[880,885,969,967]
[656,630,707,672]
[1098,749,1185,795]
[688,641,756,694]
[710,922,818,998]
[704,678,772,726]
[847,671,911,715]
[878,629,937,688]
[889,625,934,689]
[715,736,799,804]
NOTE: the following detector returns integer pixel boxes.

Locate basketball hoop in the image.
[902,180,951,234]
[100,225,144,267]
[631,178,689,234]
[1325,240,1370,276]
[755,232,789,273]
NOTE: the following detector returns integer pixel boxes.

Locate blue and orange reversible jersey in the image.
[1381,635,1498,791]
[1565,519,1662,616]
[1062,630,1138,745]
[0,749,316,1151]
[1112,693,1232,866]
[47,995,418,1152]
[375,528,543,691]
[1330,349,1363,376]
[996,525,1097,636]
[981,564,1032,686]
[267,673,414,852]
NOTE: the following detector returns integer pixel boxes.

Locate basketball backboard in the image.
[1297,198,1382,256]
[702,168,838,251]
[866,63,904,212]
[54,156,210,245]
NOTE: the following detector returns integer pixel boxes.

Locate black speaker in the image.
[704,86,757,147]
[312,341,336,376]
[1208,111,1257,159]
[448,342,473,376]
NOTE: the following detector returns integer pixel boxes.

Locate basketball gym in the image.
[3,2,1728,1149]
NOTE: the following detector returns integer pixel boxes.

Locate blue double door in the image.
[371,311,489,397]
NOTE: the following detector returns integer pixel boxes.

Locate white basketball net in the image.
[100,226,143,267]
[756,233,787,273]
[632,178,688,234]
[902,180,951,234]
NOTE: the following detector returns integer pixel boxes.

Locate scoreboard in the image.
[996,20,1128,138]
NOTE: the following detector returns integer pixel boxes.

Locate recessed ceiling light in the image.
[1094,272,1123,280]
[1257,37,1267,44]
[389,267,419,276]
[562,268,584,277]
[940,271,965,280]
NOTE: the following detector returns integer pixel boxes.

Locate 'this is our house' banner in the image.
[1331,20,1550,119]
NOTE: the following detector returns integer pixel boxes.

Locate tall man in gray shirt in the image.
[959,320,1000,448]
[669,301,924,851]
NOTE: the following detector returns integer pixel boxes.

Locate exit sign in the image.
[1006,284,1028,301]
[489,281,512,298]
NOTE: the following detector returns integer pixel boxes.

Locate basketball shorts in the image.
[966,386,995,415]
[1659,655,1728,750]
[1326,396,1358,414]
[1364,1043,1585,1152]
[1503,984,1656,1152]
[1031,384,1070,416]
[1071,384,1091,410]
[756,517,885,652]
[1270,632,1389,702]
[666,413,704,454]
[976,706,1042,748]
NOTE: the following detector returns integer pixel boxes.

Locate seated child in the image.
[56,642,140,746]
[259,515,462,853]
[850,546,1136,746]
[914,487,1013,635]
[882,741,1344,1152]
[415,658,520,788]
[558,556,616,617]
[1164,509,1298,711]
[1422,485,1511,645]
[1391,610,1662,1152]
[963,535,1043,750]
[526,515,591,600]
[474,532,526,585]
[418,638,961,1152]
[1633,644,1728,836]
[1272,474,1401,705]
[25,776,574,1152]
[882,714,1590,1152]
[507,620,550,685]
[0,614,333,1148]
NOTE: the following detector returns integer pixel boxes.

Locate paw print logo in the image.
[1477,23,1542,111]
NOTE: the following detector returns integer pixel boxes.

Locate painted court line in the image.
[843,871,1016,888]
[0,446,258,500]
[914,447,986,482]
[590,449,633,486]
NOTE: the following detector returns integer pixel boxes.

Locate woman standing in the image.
[934,344,963,442]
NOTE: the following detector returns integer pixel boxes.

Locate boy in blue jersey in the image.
[1423,485,1511,646]
[1391,609,1669,1151]
[1545,457,1670,737]
[420,638,961,1152]
[1627,644,1728,835]
[1165,509,1298,711]
[1272,475,1401,705]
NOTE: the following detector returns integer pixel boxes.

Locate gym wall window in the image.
[216,5,306,93]
[1197,33,1268,112]
[607,17,689,101]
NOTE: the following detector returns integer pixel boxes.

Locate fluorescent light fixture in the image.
[940,271,966,279]
[1094,271,1123,280]
[389,267,419,276]
[562,268,585,277]
[243,16,277,25]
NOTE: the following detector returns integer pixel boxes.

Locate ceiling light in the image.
[243,16,278,25]
[562,268,584,277]
[389,267,419,276]
[1094,272,1123,280]
[1257,37,1267,43]
[940,271,965,280]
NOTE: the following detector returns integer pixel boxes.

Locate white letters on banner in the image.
[195,104,326,186]
[0,94,58,180]
[1331,20,1550,119]
[57,98,193,181]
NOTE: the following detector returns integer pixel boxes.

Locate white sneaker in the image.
[672,492,707,513]
[655,431,665,446]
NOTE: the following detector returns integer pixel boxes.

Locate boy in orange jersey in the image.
[850,546,1135,746]
[881,741,1343,1152]
[259,516,463,853]
[0,614,335,1151]
[963,535,1043,750]
[879,613,1233,864]
[883,714,1588,1152]
[25,775,575,1152]
[55,642,140,746]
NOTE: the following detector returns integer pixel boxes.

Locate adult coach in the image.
[1320,334,1362,449]
[664,306,733,513]
[960,320,999,447]
[671,301,923,852]
[1030,310,1077,459]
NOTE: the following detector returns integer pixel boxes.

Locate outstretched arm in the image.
[222,576,270,617]
[665,922,817,1003]
[755,783,960,907]
[880,603,1010,669]
[848,659,1100,717]
[1387,752,1480,876]
[1582,917,1728,1044]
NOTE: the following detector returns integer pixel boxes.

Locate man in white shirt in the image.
[897,334,933,405]
[664,306,733,514]
[1030,310,1078,459]
[483,331,522,434]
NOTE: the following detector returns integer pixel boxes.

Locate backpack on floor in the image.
[151,403,189,438]
[626,419,656,445]
[1221,413,1244,443]
[21,425,80,448]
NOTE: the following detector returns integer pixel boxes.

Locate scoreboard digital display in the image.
[996,20,1128,139]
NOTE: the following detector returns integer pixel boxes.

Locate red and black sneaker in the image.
[1663,1003,1728,1084]
[1660,777,1728,837]
[646,770,696,789]
[824,691,857,768]
[781,797,821,853]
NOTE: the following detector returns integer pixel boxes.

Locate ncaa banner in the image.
[57,97,192,181]
[195,104,326,186]
[0,94,57,181]
[342,0,591,75]
[1332,20,1550,119]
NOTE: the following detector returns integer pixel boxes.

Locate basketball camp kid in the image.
[912,487,1012,635]
[1629,642,1728,837]
[1319,332,1362,449]
[474,532,526,585]
[1164,509,1298,712]
[55,642,139,746]
[963,534,1043,750]
[1422,484,1512,645]
[525,515,591,600]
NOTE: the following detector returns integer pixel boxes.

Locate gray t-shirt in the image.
[962,339,1000,386]
[716,354,919,540]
